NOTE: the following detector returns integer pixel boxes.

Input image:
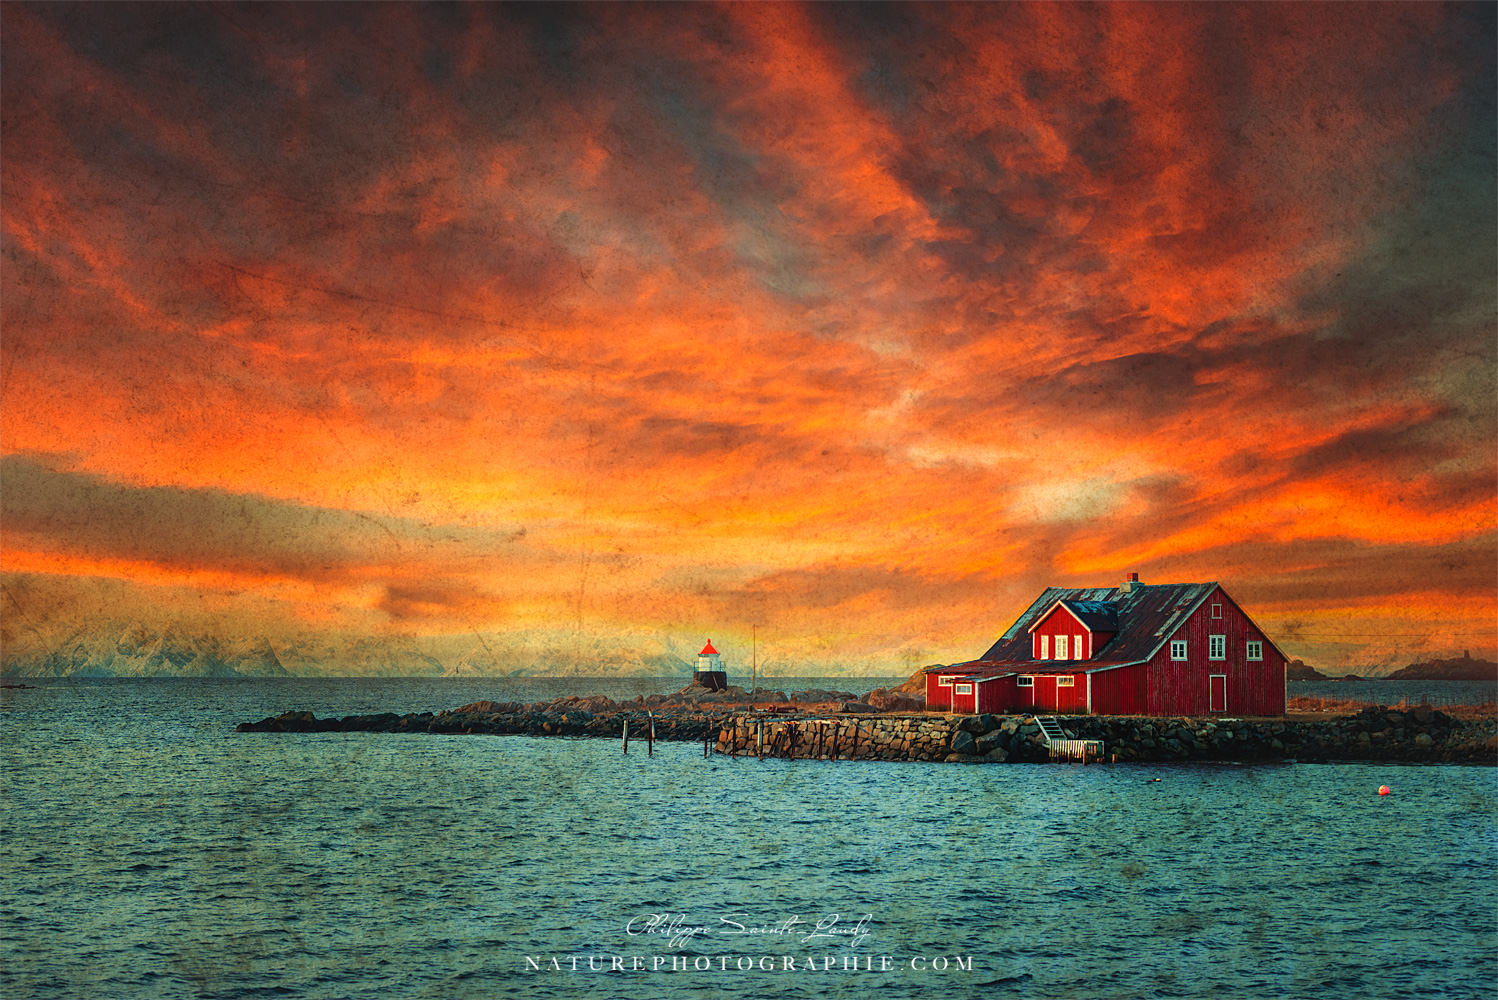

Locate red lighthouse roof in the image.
[699,641,718,655]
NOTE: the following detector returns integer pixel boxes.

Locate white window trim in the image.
[1246,641,1263,661]
[1017,675,1034,688]
[1039,635,1049,660]
[1211,603,1222,619]
[938,676,953,687]
[1057,675,1075,687]
[1055,635,1069,659]
[1170,640,1187,661]
[954,683,973,695]
[1209,634,1226,661]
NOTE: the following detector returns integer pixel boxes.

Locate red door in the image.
[1209,674,1226,713]
[954,682,974,713]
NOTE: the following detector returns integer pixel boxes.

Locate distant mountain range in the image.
[6,623,1491,681]
[1286,653,1496,682]
[0,623,694,678]
[1,622,291,678]
[1383,653,1496,682]
[1286,659,1332,681]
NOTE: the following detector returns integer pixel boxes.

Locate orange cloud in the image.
[3,3,1493,672]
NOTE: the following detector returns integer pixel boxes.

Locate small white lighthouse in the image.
[693,640,727,691]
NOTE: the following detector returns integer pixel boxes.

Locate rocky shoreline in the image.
[237,700,721,742]
[715,704,1496,764]
[236,697,1495,764]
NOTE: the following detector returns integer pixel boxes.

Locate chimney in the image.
[1123,572,1143,594]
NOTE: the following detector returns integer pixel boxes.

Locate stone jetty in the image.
[234,685,870,742]
[237,698,719,742]
[716,704,1496,764]
[236,695,1495,764]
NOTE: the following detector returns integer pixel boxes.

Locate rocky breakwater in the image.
[1069,705,1495,764]
[235,684,892,741]
[714,705,1497,764]
[715,714,1052,762]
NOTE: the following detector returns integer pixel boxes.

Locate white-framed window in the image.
[1246,641,1263,661]
[1017,675,1034,688]
[955,683,972,695]
[938,676,954,687]
[1039,635,1049,659]
[1055,635,1069,659]
[1057,675,1075,687]
[1209,634,1226,660]
[1170,640,1187,660]
[1211,603,1222,619]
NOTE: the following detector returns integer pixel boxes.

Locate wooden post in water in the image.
[704,718,711,758]
[757,719,765,759]
[831,724,841,760]
[850,723,859,760]
[622,718,629,754]
[647,712,655,756]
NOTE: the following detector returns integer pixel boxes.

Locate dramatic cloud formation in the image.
[3,2,1493,672]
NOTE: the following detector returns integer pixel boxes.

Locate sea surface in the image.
[2,678,1494,1000]
[1288,677,1496,706]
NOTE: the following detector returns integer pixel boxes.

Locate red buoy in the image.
[1378,785,1391,796]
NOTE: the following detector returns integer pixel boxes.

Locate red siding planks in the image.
[925,673,953,711]
[1088,663,1149,714]
[1142,585,1285,716]
[1031,606,1094,661]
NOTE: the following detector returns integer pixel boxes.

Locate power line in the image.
[1276,632,1495,638]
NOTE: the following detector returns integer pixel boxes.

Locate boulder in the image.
[950,730,978,755]
[864,688,925,712]
[451,700,520,714]
[788,689,857,704]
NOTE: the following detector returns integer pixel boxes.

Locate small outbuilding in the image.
[927,574,1287,716]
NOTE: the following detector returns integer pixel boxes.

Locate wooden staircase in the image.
[1035,715,1105,762]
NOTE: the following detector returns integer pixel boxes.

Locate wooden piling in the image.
[647,712,655,756]
[831,724,840,760]
[850,723,859,760]
[622,718,629,754]
[757,719,764,759]
[705,718,711,758]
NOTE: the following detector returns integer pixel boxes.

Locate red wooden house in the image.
[926,574,1286,716]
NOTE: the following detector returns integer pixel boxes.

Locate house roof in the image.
[1028,598,1119,633]
[990,582,1216,664]
[699,641,718,656]
[923,579,1291,680]
[925,581,1228,676]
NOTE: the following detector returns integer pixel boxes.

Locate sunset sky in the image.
[3,2,1494,674]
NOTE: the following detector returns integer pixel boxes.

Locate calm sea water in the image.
[2,678,1494,1000]
[1288,678,1496,706]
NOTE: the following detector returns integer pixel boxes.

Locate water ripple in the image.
[2,678,1495,1000]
